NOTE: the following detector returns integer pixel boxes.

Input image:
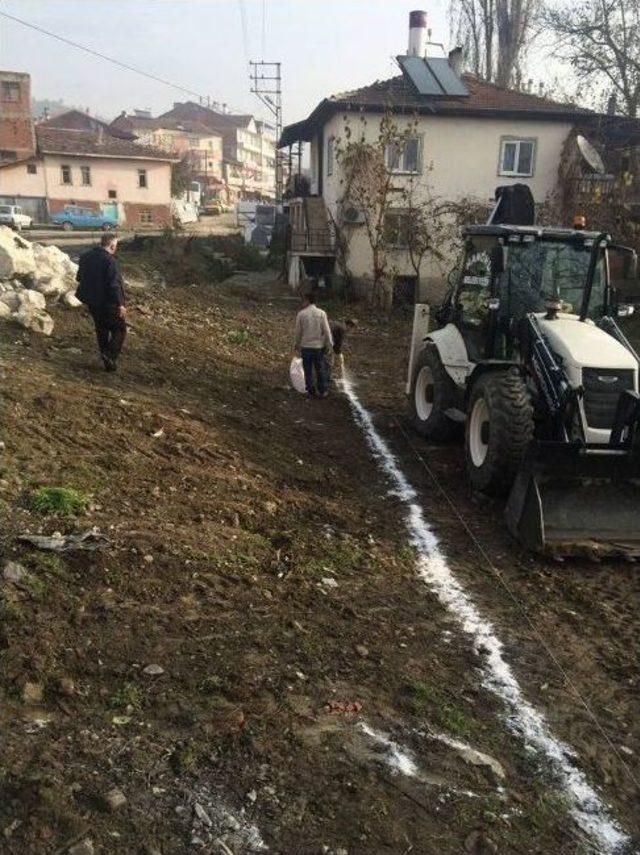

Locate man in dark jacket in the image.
[76,233,126,372]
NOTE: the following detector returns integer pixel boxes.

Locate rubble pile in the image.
[0,226,81,336]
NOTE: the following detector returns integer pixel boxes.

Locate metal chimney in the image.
[408,10,427,57]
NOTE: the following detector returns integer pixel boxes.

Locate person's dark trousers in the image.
[301,347,327,395]
[88,305,126,365]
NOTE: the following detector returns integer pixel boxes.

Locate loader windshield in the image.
[506,239,606,320]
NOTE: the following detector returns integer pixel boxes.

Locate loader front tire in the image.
[410,345,459,441]
[465,369,533,496]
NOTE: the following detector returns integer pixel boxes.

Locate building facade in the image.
[160,102,276,201]
[0,70,36,163]
[279,13,600,300]
[0,124,175,226]
[110,112,225,199]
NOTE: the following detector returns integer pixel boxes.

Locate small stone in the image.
[620,745,634,756]
[143,554,154,564]
[194,802,212,826]
[58,677,75,696]
[356,644,369,658]
[22,682,43,704]
[104,787,127,812]
[247,789,257,803]
[69,839,95,855]
[143,663,164,676]
[264,501,277,514]
[3,561,26,584]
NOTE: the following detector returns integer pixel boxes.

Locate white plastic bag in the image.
[289,357,306,394]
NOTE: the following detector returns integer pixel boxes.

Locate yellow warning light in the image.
[573,215,587,230]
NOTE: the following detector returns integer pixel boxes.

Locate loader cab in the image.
[447,226,634,362]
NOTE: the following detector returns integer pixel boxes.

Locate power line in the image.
[0,9,207,102]
[0,7,247,118]
[237,0,250,64]
[261,0,267,59]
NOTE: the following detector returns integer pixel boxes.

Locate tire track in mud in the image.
[340,374,631,854]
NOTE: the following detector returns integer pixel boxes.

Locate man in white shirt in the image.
[293,292,333,397]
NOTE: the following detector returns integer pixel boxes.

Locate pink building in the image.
[0,123,176,226]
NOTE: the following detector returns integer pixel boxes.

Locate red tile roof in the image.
[35,126,176,161]
[280,71,595,147]
[330,73,593,117]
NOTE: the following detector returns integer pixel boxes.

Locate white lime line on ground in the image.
[340,376,630,854]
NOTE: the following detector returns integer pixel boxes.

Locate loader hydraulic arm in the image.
[523,314,578,441]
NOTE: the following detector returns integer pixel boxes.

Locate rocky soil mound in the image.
[0,226,81,336]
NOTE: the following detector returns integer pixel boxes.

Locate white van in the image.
[0,204,32,231]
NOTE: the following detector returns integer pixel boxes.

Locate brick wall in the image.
[0,72,35,161]
[123,202,171,227]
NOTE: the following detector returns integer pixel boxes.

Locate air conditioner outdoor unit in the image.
[340,202,365,225]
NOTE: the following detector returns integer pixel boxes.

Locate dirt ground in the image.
[0,255,639,854]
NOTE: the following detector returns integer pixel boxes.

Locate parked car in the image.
[51,206,118,231]
[0,204,32,231]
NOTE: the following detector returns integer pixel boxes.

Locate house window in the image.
[1,81,20,102]
[61,164,72,185]
[81,166,91,186]
[387,136,421,174]
[26,163,37,174]
[138,169,148,188]
[139,209,153,224]
[108,189,117,199]
[0,149,17,161]
[326,136,335,176]
[384,209,411,248]
[499,138,536,177]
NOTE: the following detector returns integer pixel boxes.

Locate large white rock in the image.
[33,277,69,298]
[0,291,21,311]
[33,244,78,284]
[18,289,46,311]
[0,301,11,319]
[0,226,36,278]
[13,305,54,336]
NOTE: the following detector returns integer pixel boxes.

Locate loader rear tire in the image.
[410,345,459,441]
[465,369,533,496]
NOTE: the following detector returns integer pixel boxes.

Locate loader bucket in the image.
[504,444,640,558]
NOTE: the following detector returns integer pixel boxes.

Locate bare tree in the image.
[333,115,462,308]
[334,114,416,308]
[450,0,539,87]
[544,0,640,118]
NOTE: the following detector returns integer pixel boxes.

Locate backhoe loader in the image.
[407,186,640,557]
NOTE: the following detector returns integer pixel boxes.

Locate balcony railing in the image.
[570,173,640,205]
[290,227,334,254]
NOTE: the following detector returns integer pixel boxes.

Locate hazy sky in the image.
[0,0,452,124]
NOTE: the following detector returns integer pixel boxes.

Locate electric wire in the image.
[0,8,248,116]
[237,0,250,64]
[0,9,206,101]
[390,414,640,792]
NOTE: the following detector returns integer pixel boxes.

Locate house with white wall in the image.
[160,102,276,202]
[279,11,598,300]
[0,123,176,226]
[110,112,225,200]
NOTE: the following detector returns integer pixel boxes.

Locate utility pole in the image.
[249,60,282,204]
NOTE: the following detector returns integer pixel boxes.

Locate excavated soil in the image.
[0,260,638,854]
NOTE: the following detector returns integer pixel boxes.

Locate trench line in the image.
[340,376,630,854]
